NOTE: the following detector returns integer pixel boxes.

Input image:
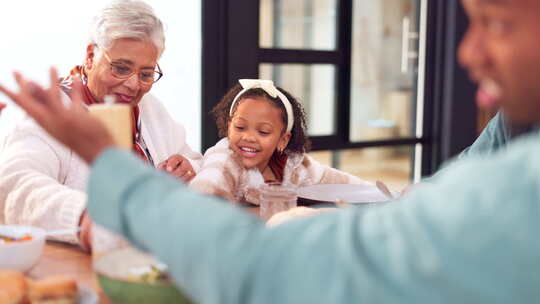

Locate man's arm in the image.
[88,142,540,304]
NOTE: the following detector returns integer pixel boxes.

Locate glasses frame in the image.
[97,45,163,85]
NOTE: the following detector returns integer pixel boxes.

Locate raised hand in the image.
[0,67,114,163]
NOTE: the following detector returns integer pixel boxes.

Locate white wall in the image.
[0,0,202,151]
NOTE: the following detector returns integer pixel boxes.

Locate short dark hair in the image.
[211,83,311,154]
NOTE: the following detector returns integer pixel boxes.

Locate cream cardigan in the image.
[189,138,372,205]
[0,93,202,244]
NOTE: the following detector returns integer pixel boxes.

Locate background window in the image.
[203,0,479,177]
[259,63,336,136]
[350,0,420,142]
[260,0,337,50]
[310,146,413,190]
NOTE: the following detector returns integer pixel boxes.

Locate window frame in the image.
[201,0,477,177]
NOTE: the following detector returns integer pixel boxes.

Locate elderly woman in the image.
[0,0,201,250]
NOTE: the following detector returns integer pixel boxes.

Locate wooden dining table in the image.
[27,206,262,304]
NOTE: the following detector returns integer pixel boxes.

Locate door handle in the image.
[401,17,420,74]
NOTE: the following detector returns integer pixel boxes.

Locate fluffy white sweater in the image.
[189,138,372,205]
[0,93,202,244]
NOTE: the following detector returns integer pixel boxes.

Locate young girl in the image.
[189,79,372,205]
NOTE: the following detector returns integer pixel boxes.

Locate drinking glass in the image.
[259,183,298,221]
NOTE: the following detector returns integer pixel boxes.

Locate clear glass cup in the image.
[259,183,298,221]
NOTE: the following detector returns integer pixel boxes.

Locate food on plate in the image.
[28,275,78,304]
[0,271,78,304]
[0,234,33,245]
[0,270,28,304]
[128,263,170,284]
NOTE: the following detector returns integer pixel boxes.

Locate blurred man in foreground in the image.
[2,0,540,303]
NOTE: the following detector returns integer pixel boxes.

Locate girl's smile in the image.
[238,146,260,158]
[228,98,290,172]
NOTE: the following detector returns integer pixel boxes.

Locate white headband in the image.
[229,79,294,133]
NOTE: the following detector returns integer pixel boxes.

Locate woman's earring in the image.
[81,64,90,82]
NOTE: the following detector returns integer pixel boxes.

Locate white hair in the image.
[89,0,165,57]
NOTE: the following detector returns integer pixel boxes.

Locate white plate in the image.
[298,184,393,204]
[79,286,99,304]
[93,246,163,281]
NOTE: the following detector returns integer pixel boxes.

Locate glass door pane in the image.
[309,146,414,190]
[260,64,336,136]
[260,0,337,50]
[350,0,422,142]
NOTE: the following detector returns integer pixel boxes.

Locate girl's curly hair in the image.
[211,83,311,154]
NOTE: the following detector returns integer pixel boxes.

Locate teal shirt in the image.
[88,131,540,304]
[459,112,512,158]
[459,111,533,159]
[431,112,533,179]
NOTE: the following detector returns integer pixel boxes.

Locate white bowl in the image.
[0,225,46,272]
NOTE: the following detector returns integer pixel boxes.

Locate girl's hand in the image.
[157,154,196,182]
[0,67,114,164]
[0,102,6,112]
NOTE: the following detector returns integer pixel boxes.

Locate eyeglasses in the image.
[99,47,163,85]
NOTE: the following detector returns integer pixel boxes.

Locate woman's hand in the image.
[0,102,6,112]
[0,67,114,164]
[158,154,196,182]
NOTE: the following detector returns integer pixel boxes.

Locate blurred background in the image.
[259,0,420,189]
[201,0,481,190]
[0,1,202,150]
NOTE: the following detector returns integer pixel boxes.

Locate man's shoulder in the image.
[449,130,540,181]
[504,129,540,157]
